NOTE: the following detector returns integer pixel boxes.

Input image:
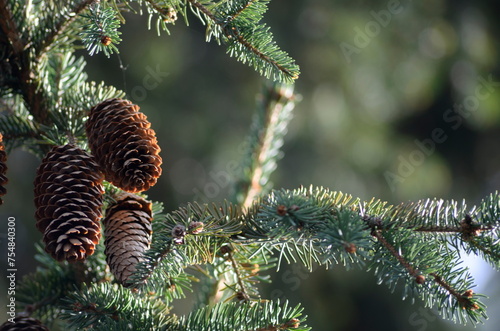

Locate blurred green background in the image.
[1,0,499,330]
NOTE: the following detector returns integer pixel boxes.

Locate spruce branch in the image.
[429,272,479,311]
[0,0,25,55]
[0,2,51,125]
[235,82,296,209]
[0,111,40,150]
[130,201,244,288]
[244,187,497,324]
[225,0,257,24]
[185,0,300,82]
[80,2,122,57]
[466,236,500,268]
[16,243,110,324]
[34,0,96,58]
[213,244,274,304]
[142,0,179,34]
[226,246,251,302]
[61,283,174,330]
[175,299,310,331]
[370,229,421,281]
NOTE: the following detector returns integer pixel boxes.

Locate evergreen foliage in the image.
[0,0,499,330]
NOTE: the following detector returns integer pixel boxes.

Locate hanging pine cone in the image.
[85,98,162,193]
[0,316,49,331]
[0,133,8,205]
[103,192,153,286]
[34,144,104,262]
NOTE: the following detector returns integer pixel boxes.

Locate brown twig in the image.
[371,229,420,279]
[411,215,493,239]
[227,247,250,302]
[429,273,478,310]
[254,318,300,331]
[0,0,26,55]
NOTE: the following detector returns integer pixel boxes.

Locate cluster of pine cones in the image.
[0,100,159,330]
[15,98,159,286]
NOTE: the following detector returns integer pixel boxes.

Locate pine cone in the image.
[34,144,104,262]
[0,316,49,331]
[0,133,8,205]
[104,192,153,286]
[85,98,162,193]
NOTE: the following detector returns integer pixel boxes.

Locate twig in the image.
[429,273,478,310]
[412,225,494,235]
[0,0,25,54]
[227,248,250,302]
[253,318,300,331]
[371,229,420,279]
[242,99,282,209]
[412,215,493,236]
[242,85,294,209]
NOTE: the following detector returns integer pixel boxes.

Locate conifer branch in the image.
[429,273,479,310]
[236,82,296,208]
[176,299,309,331]
[227,0,257,24]
[11,53,50,126]
[35,0,96,58]
[80,2,122,57]
[185,0,299,82]
[144,0,176,18]
[0,2,51,125]
[0,20,46,125]
[370,229,421,280]
[61,283,174,329]
[255,318,301,331]
[227,247,251,302]
[186,0,215,22]
[0,0,25,55]
[468,238,500,260]
[412,225,493,233]
[233,31,297,80]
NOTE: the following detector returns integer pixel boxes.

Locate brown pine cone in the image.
[34,144,104,261]
[0,316,49,331]
[103,192,153,286]
[85,98,162,193]
[0,133,8,205]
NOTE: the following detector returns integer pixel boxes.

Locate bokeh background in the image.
[1,0,499,330]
